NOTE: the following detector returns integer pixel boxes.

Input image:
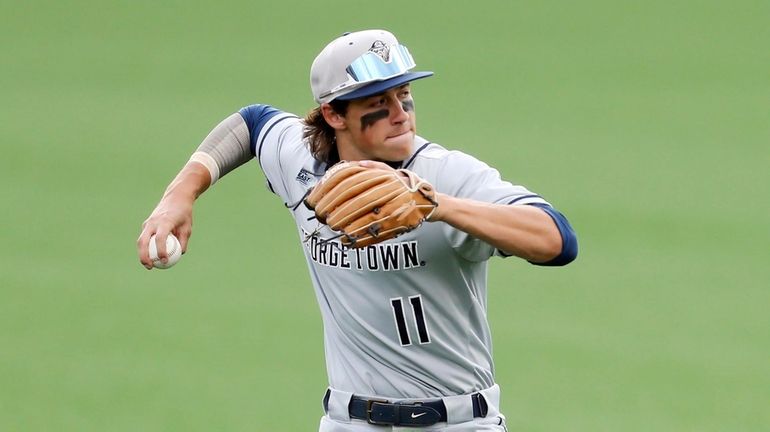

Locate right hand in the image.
[137,197,194,270]
[137,161,211,270]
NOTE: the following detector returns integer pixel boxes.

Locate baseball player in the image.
[138,29,577,431]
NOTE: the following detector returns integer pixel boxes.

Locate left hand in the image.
[304,160,438,248]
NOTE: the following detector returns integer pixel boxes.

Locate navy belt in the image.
[323,390,488,427]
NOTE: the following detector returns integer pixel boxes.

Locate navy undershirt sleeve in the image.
[237,104,282,156]
[527,203,578,266]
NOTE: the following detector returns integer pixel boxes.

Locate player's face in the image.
[338,84,416,162]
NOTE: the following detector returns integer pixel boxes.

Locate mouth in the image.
[387,130,411,140]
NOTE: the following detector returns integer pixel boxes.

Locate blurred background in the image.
[1,1,768,430]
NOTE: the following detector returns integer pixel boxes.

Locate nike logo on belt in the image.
[411,412,427,419]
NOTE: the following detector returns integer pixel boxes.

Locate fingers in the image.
[177,228,191,254]
[137,228,191,270]
[137,226,154,270]
[357,160,395,171]
[136,222,155,270]
[137,217,192,269]
[154,228,170,265]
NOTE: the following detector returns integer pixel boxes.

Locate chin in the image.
[385,132,414,154]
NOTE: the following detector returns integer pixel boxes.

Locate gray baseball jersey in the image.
[242,105,548,399]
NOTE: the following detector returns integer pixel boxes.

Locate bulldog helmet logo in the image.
[369,40,390,62]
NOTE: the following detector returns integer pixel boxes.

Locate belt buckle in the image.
[366,398,391,425]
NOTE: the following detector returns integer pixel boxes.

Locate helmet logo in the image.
[369,40,390,62]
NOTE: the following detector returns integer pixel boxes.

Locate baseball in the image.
[148,234,182,269]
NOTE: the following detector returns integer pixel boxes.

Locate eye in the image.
[370,97,386,107]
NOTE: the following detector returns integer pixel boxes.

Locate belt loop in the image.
[472,393,488,418]
[442,393,475,424]
[479,384,501,412]
[326,388,354,422]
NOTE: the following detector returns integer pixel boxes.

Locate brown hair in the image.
[303,99,349,164]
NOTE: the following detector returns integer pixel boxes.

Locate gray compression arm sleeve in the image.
[188,113,252,185]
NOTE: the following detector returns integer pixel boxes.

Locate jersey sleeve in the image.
[237,104,303,202]
[434,151,551,261]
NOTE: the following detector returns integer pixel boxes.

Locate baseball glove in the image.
[304,161,438,248]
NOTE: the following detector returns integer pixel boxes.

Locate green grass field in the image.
[2,1,769,430]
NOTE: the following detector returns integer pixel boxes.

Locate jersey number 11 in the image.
[390,295,431,346]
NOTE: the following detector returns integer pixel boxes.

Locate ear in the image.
[321,103,347,131]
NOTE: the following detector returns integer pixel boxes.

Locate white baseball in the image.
[148,234,182,269]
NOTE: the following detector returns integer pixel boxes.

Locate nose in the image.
[389,98,409,124]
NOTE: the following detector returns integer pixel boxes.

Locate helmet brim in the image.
[335,71,434,101]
